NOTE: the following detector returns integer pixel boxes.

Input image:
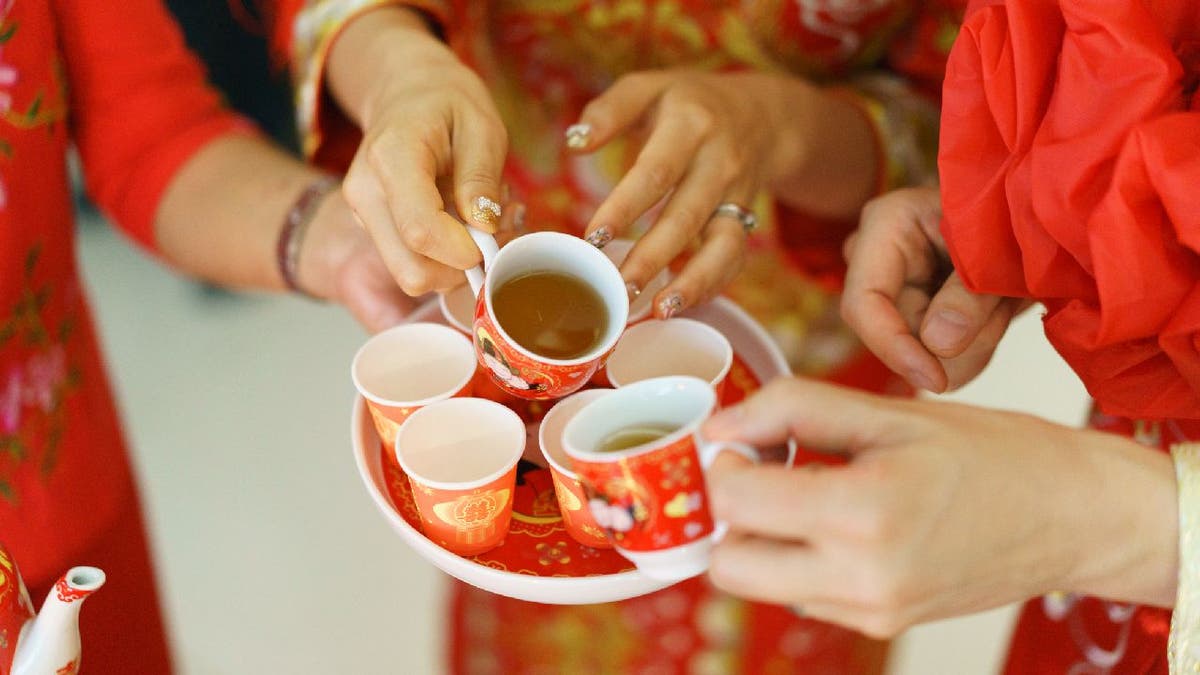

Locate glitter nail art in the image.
[565,123,592,149]
[585,227,613,249]
[472,196,502,229]
[659,293,683,319]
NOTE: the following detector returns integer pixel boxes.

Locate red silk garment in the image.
[940,0,1200,420]
[939,2,1200,672]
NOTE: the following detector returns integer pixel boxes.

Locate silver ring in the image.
[713,202,758,233]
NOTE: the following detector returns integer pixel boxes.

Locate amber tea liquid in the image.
[492,271,609,360]
[596,424,678,453]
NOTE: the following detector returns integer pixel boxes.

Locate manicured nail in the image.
[625,282,641,299]
[923,310,969,353]
[658,293,684,319]
[471,196,502,230]
[565,123,592,149]
[585,226,612,249]
[512,203,527,232]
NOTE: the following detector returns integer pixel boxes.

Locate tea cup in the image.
[394,397,525,557]
[605,318,734,401]
[351,322,476,450]
[464,230,629,400]
[562,376,758,581]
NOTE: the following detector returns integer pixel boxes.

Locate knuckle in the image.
[341,171,373,212]
[398,219,434,254]
[664,206,706,233]
[641,164,676,194]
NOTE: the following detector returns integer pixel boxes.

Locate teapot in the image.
[0,543,103,675]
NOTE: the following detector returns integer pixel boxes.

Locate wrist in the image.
[327,5,450,126]
[278,176,340,300]
[295,189,360,302]
[1053,428,1178,606]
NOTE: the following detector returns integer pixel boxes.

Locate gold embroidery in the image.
[1169,442,1200,673]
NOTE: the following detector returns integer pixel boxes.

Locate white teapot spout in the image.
[12,567,104,675]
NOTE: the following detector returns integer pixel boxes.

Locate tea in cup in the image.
[464,230,629,400]
[394,397,525,557]
[351,323,476,449]
[562,376,757,581]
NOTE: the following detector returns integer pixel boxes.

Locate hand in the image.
[841,187,1027,392]
[700,377,1177,638]
[328,8,510,297]
[300,190,522,333]
[570,71,814,317]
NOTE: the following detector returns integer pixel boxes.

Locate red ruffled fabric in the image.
[939,0,1200,420]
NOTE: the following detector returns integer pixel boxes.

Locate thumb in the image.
[701,376,897,455]
[920,272,1007,359]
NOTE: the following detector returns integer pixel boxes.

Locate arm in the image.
[56,0,412,330]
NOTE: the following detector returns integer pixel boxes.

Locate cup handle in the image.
[697,438,759,543]
[465,228,501,298]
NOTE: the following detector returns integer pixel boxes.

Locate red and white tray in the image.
[351,296,790,605]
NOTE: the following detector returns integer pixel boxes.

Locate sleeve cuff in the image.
[114,117,258,253]
[1170,442,1200,670]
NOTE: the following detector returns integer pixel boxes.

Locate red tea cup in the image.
[464,230,629,400]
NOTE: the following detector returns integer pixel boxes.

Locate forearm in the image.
[765,77,879,221]
[154,133,331,293]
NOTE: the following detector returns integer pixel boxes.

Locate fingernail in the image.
[625,282,641,299]
[471,196,502,230]
[512,203,527,233]
[565,123,592,149]
[658,293,684,319]
[923,310,969,353]
[585,226,613,249]
[907,368,939,392]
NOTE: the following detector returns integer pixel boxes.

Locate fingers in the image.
[569,71,668,152]
[702,376,898,454]
[451,104,509,233]
[709,534,912,639]
[708,534,837,605]
[617,145,745,310]
[919,272,1006,359]
[583,109,708,244]
[842,196,947,392]
[347,134,482,271]
[939,297,1022,391]
[342,171,465,297]
[647,215,745,318]
[708,463,851,541]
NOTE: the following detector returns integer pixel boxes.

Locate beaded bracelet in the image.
[277,175,338,299]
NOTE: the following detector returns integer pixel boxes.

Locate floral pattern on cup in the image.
[473,313,595,400]
[573,434,714,552]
